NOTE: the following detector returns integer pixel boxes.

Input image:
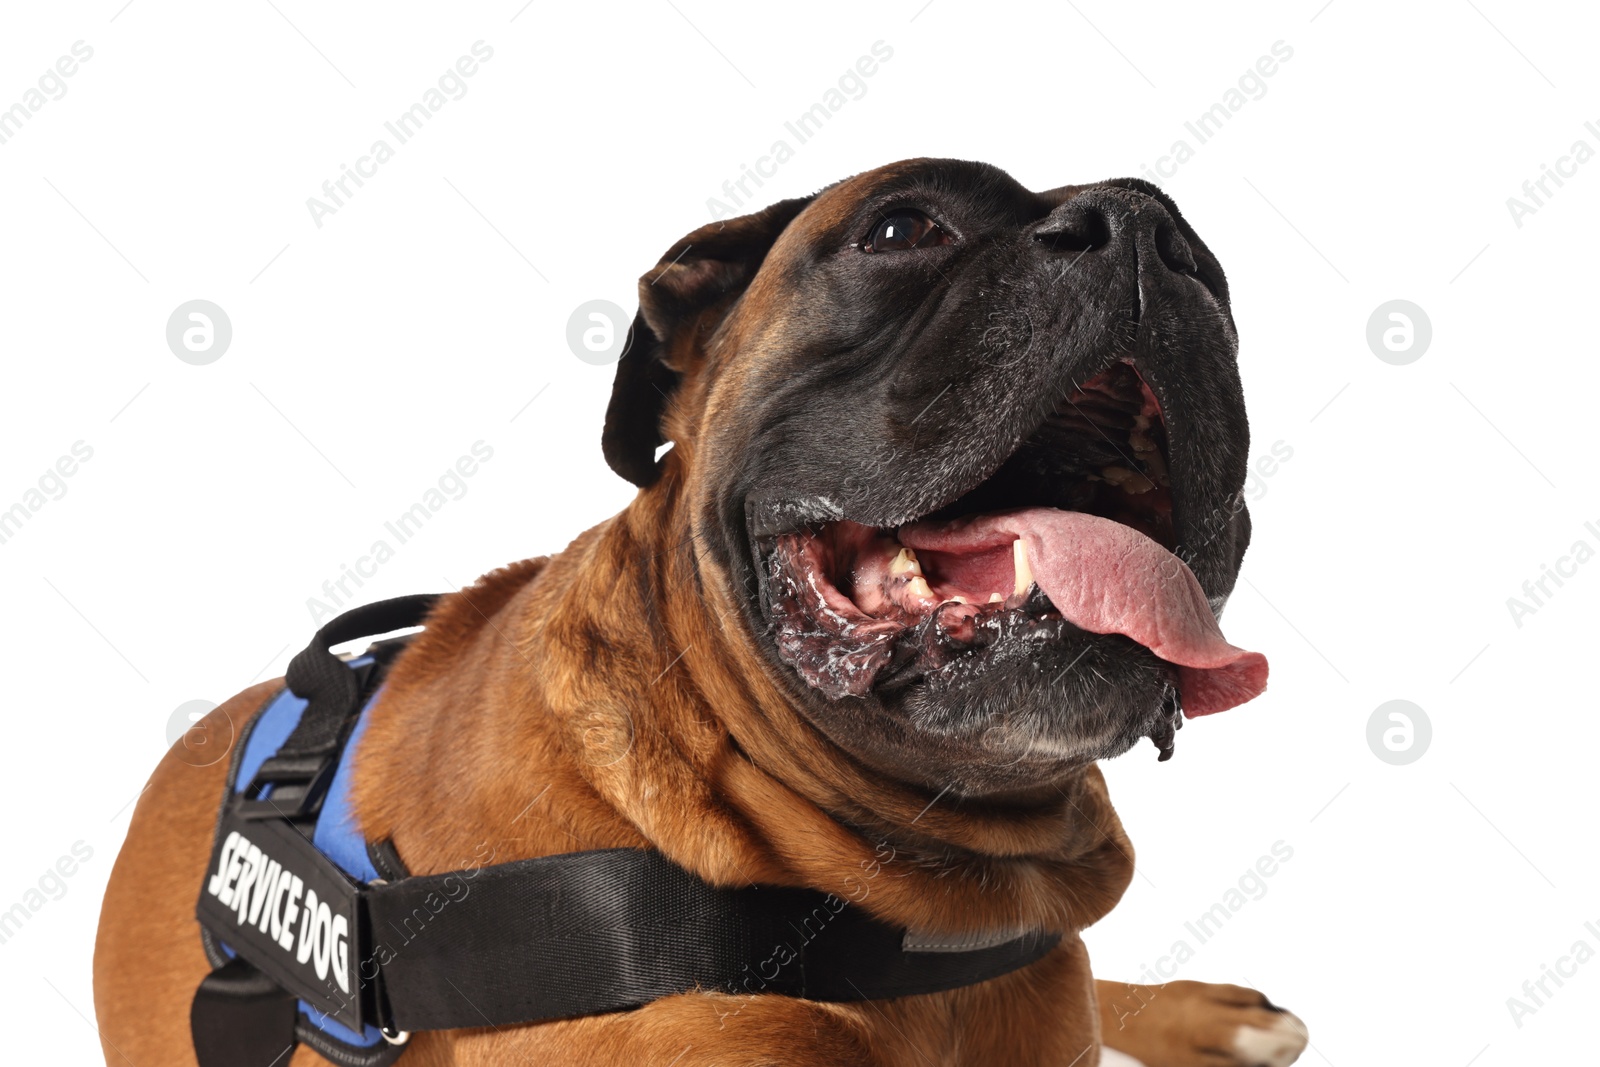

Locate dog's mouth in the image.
[756,362,1266,718]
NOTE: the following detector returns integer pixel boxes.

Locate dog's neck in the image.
[355,476,1134,937]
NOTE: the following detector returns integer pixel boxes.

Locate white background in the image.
[2,1,1596,1063]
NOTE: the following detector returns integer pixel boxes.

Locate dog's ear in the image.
[603,195,815,487]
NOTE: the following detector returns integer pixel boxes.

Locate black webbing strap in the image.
[195,593,1064,1067]
[367,849,1060,1032]
[190,957,298,1067]
[240,593,437,819]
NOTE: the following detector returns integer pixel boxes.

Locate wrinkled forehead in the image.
[715,160,1046,380]
[767,158,1049,262]
[749,158,1226,323]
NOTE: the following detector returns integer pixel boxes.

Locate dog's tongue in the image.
[899,508,1267,716]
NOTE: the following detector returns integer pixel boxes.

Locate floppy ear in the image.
[602,196,815,487]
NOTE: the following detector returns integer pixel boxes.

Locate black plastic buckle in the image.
[238,751,339,821]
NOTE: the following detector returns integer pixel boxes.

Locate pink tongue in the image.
[899,508,1267,716]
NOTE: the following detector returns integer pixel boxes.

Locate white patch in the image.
[1098,1049,1146,1067]
[1231,1011,1308,1067]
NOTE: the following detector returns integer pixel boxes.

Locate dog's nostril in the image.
[1035,208,1110,254]
[1154,221,1197,275]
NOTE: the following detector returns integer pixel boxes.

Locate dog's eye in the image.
[864,210,950,253]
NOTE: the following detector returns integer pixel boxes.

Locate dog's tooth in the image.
[989,592,1004,603]
[1012,539,1034,596]
[1103,465,1154,494]
[890,547,922,576]
[951,595,969,605]
[907,576,934,600]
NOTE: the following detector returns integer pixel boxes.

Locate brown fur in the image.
[95,163,1298,1066]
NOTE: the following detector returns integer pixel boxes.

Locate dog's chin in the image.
[868,640,1175,799]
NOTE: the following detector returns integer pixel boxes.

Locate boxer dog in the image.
[96,158,1308,1066]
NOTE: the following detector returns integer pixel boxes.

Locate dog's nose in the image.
[1034,187,1197,275]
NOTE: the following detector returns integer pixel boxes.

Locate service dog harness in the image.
[191,595,1061,1067]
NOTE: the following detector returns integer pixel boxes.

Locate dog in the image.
[95,158,1308,1067]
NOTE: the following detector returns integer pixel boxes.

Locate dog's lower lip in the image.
[761,523,1064,699]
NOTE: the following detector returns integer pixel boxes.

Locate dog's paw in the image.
[1098,980,1307,1067]
[1178,982,1307,1067]
[1227,1002,1308,1067]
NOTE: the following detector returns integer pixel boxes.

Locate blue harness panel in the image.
[222,656,384,1050]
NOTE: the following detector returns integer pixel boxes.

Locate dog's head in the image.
[604,159,1265,800]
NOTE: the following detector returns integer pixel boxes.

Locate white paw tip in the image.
[1231,1011,1308,1067]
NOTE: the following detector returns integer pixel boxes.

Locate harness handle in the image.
[239,593,438,819]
